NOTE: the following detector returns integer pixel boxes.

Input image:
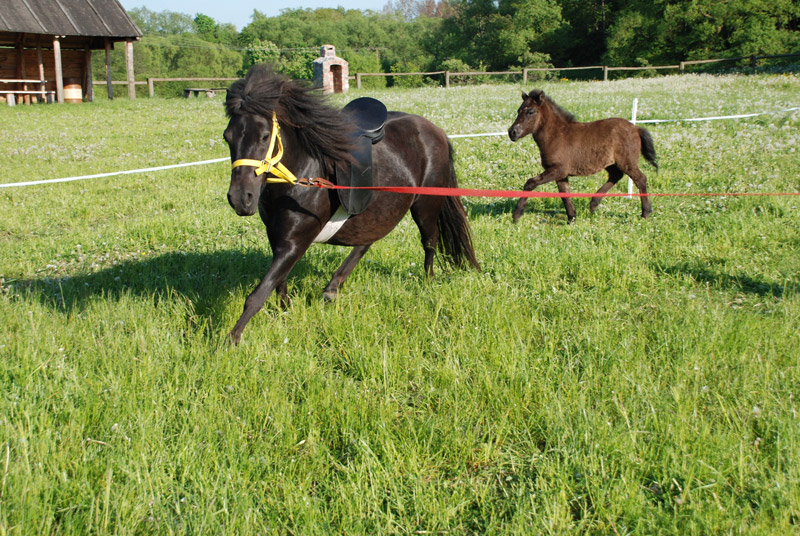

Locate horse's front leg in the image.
[512,168,564,222]
[229,246,308,344]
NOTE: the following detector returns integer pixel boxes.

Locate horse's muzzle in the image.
[508,126,521,142]
[227,188,257,216]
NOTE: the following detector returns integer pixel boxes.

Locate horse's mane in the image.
[226,64,355,173]
[531,90,576,123]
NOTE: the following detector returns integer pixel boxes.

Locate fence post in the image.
[603,66,608,82]
[628,98,638,198]
[148,78,154,98]
[523,68,528,85]
[445,71,450,89]
[356,73,361,89]
[679,61,685,74]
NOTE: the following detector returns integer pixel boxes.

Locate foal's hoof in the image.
[641,210,652,219]
[567,216,577,224]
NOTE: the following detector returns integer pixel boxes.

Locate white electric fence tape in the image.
[1,106,798,189]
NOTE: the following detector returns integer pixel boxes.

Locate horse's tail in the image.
[638,127,658,171]
[437,142,481,271]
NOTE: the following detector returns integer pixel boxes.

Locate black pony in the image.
[223,65,479,344]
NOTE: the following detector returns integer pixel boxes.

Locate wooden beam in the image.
[84,47,94,102]
[37,38,46,102]
[53,36,64,104]
[105,38,113,100]
[16,33,29,104]
[125,40,135,100]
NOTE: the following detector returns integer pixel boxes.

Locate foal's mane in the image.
[226,64,355,173]
[531,90,576,123]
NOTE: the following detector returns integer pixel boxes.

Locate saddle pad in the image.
[336,97,389,215]
[336,135,373,215]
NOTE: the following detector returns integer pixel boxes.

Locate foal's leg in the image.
[589,165,624,214]
[512,167,565,222]
[556,179,577,223]
[411,198,445,276]
[322,245,372,301]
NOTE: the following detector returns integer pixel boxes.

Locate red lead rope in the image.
[297,179,799,198]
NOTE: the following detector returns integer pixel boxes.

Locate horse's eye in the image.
[526,109,535,117]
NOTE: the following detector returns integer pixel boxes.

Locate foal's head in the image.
[508,90,574,141]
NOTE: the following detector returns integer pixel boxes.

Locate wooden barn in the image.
[0,0,142,104]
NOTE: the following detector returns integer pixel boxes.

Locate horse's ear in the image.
[521,91,528,101]
[530,90,543,103]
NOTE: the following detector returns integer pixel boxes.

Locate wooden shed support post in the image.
[53,36,64,103]
[105,38,113,100]
[84,47,94,102]
[125,40,135,99]
[16,34,27,104]
[37,39,46,102]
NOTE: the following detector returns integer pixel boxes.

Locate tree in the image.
[128,8,194,35]
[440,0,564,70]
[605,0,800,66]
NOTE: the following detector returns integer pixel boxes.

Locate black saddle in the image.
[336,97,388,215]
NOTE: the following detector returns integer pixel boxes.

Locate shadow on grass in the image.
[465,198,569,221]
[11,247,383,331]
[657,261,797,298]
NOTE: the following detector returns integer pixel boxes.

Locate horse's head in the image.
[224,111,274,216]
[223,66,296,216]
[222,64,359,217]
[508,90,545,142]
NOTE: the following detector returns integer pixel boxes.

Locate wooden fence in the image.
[354,52,800,88]
[90,52,799,98]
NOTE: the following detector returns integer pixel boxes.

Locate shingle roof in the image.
[0,0,142,38]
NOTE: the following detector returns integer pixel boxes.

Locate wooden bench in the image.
[1,79,53,105]
[183,87,228,98]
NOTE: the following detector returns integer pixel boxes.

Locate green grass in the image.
[1,73,799,534]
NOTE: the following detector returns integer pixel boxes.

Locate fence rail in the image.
[353,52,800,87]
[90,52,799,99]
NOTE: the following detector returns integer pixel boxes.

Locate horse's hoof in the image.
[641,211,652,219]
[322,290,338,302]
[228,330,242,346]
[567,216,577,224]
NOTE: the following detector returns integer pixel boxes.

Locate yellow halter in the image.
[231,112,298,185]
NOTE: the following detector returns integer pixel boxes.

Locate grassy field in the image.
[1,73,799,534]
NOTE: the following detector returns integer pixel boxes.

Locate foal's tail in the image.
[638,127,659,171]
[438,143,481,270]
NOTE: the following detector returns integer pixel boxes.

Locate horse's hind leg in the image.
[411,198,445,276]
[276,280,289,308]
[322,245,372,301]
[590,165,624,214]
[627,167,652,218]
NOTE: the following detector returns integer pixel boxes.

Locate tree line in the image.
[104,0,799,94]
